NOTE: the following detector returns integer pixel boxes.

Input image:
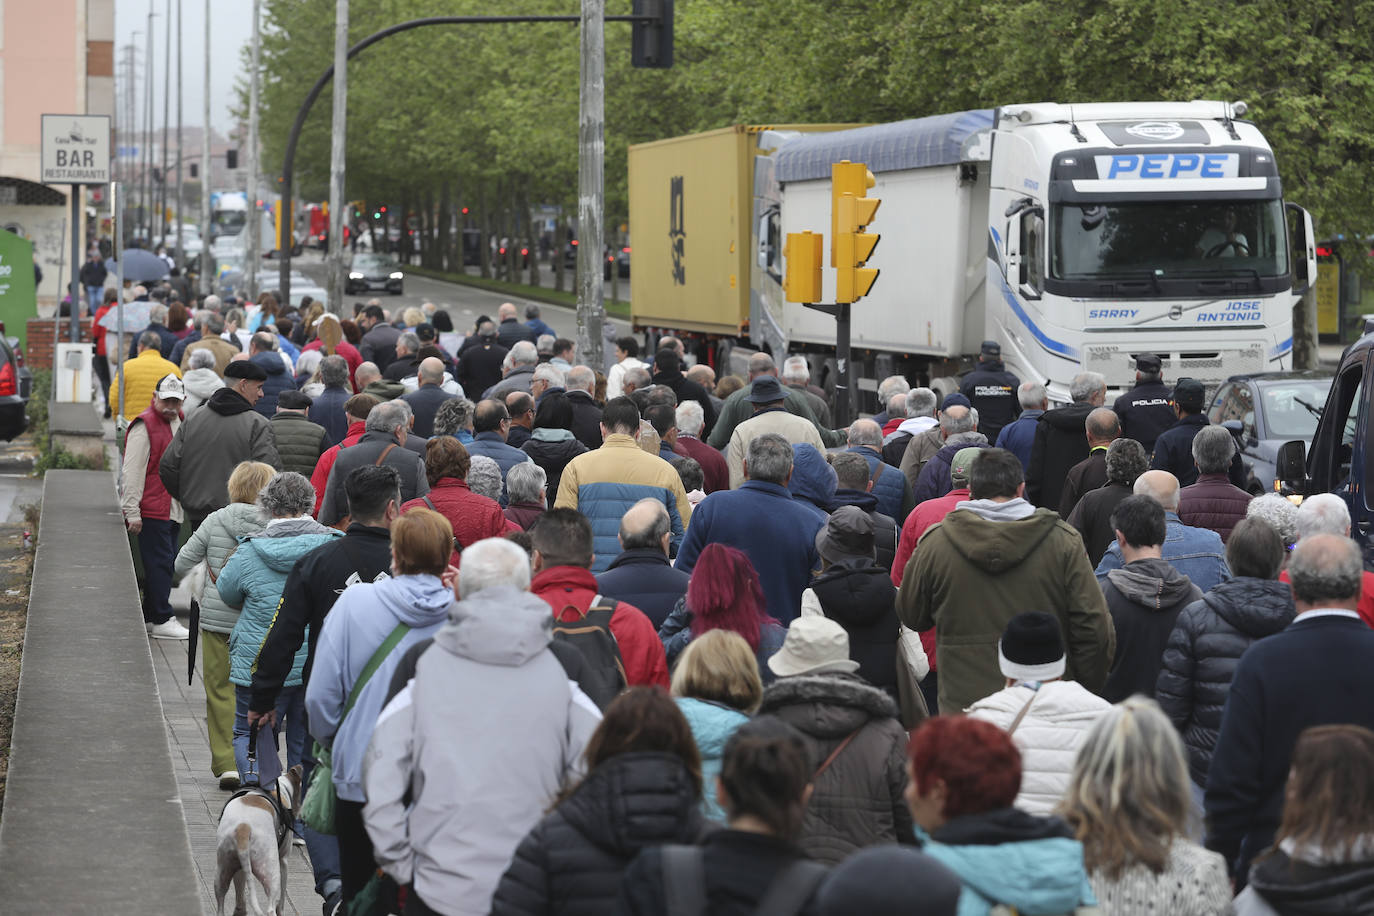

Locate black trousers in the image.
[336,798,379,904]
[138,518,179,624]
[405,888,442,916]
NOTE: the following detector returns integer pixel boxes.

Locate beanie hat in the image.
[998,612,1066,682]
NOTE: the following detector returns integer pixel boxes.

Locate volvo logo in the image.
[1169,305,1184,320]
[1125,121,1186,142]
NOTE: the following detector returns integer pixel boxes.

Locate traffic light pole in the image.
[275,10,664,309]
[802,301,854,428]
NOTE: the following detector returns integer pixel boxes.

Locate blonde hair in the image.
[670,629,763,714]
[1059,697,1192,878]
[227,461,277,505]
[402,307,426,328]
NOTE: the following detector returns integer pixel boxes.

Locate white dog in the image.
[214,765,303,916]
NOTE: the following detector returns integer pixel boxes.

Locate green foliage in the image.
[253,0,1374,260]
[26,370,107,475]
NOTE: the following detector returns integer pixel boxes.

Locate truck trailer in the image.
[628,102,1318,408]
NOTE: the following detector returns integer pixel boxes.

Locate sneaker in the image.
[219,771,241,790]
[150,619,190,640]
[145,621,154,634]
[322,890,343,916]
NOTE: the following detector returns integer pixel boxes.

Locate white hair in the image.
[906,388,937,419]
[532,362,566,387]
[1070,371,1107,403]
[509,340,539,366]
[877,375,910,401]
[187,347,217,371]
[457,538,532,598]
[566,365,595,393]
[1018,381,1047,409]
[782,356,810,384]
[1296,493,1351,539]
[676,399,705,437]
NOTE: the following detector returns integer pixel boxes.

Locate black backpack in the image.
[551,594,627,710]
[660,845,827,916]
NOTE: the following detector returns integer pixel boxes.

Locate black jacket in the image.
[1100,557,1202,703]
[826,489,897,573]
[248,523,392,712]
[491,753,708,916]
[595,548,691,630]
[959,359,1020,444]
[1151,413,1247,489]
[401,383,455,438]
[456,340,508,398]
[80,259,107,288]
[617,829,823,916]
[808,561,899,697]
[382,354,419,382]
[359,323,401,370]
[497,317,538,350]
[1112,379,1175,454]
[566,390,604,450]
[522,434,589,501]
[1027,401,1095,510]
[129,322,181,360]
[1059,449,1108,519]
[1067,481,1134,568]
[652,369,717,439]
[1155,577,1294,786]
[1243,850,1374,915]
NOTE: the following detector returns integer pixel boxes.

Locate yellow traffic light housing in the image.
[834,191,880,304]
[831,160,875,267]
[784,231,823,304]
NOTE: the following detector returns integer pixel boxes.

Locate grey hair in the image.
[1246,493,1300,547]
[847,418,883,448]
[886,394,908,419]
[398,331,421,354]
[509,340,539,366]
[782,356,810,384]
[258,471,317,518]
[187,347,217,370]
[746,352,776,376]
[1191,425,1236,474]
[457,538,532,598]
[432,398,476,437]
[566,365,595,393]
[877,375,910,401]
[295,349,323,380]
[1287,533,1363,604]
[907,387,937,419]
[619,498,671,550]
[466,455,502,502]
[138,330,162,350]
[624,367,652,390]
[1133,470,1181,511]
[205,311,225,334]
[203,294,222,311]
[505,461,547,505]
[536,333,556,353]
[1070,371,1107,403]
[745,433,793,484]
[149,303,169,324]
[319,354,350,388]
[939,405,976,435]
[829,451,873,490]
[365,398,412,433]
[1018,381,1047,409]
[532,362,566,387]
[676,399,705,437]
[1295,493,1351,540]
[1104,438,1149,486]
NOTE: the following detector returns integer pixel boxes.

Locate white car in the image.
[288,272,328,307]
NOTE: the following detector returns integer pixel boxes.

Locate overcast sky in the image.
[114,0,255,135]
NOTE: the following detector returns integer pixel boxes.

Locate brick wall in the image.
[26,318,94,369]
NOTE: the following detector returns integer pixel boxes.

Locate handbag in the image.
[300,620,411,834]
[894,623,930,729]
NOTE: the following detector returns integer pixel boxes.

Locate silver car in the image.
[1208,371,1332,494]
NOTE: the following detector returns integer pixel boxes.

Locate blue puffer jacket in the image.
[675,697,749,822]
[787,443,837,525]
[250,351,298,418]
[917,809,1097,916]
[216,518,341,687]
[579,481,685,574]
[847,446,909,524]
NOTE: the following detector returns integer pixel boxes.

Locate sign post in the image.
[41,114,111,343]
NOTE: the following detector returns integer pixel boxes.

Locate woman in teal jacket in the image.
[669,630,762,822]
[906,716,1099,916]
[217,471,340,778]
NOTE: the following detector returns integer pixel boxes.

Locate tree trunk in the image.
[1293,287,1320,369]
[526,194,540,288]
[479,187,490,279]
[437,179,451,273]
[553,217,566,293]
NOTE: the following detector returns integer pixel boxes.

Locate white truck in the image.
[630,102,1318,406]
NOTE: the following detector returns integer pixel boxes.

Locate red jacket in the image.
[311,420,366,516]
[402,477,517,566]
[675,434,729,494]
[133,405,176,520]
[531,565,669,689]
[303,339,363,391]
[1177,473,1253,543]
[93,304,114,356]
[891,486,971,673]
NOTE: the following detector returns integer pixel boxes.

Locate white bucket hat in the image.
[767,617,860,678]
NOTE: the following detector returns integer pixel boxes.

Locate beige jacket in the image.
[726,408,827,489]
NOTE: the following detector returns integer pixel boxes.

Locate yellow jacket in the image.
[111,349,183,421]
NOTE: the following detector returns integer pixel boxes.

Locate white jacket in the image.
[965,680,1111,816]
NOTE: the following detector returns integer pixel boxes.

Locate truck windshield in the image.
[1051,198,1288,281]
[212,211,246,235]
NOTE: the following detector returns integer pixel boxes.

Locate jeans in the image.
[138,518,179,624]
[85,285,102,315]
[233,684,307,779]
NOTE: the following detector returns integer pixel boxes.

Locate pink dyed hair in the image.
[685,543,777,651]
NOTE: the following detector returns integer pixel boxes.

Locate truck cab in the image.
[1277,328,1374,549]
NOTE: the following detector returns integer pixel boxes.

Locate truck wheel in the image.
[930,375,960,399]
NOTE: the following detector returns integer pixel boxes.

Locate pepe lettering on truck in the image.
[628,101,1317,409]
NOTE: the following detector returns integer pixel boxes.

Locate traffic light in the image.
[226,148,238,170]
[783,232,823,304]
[189,163,198,179]
[832,160,880,304]
[631,0,674,68]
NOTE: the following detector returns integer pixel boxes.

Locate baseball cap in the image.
[153,374,185,401]
[949,447,982,485]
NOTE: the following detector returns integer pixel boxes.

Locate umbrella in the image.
[99,300,151,333]
[105,248,170,284]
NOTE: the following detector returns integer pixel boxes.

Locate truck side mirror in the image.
[1286,203,1317,296]
[1276,439,1308,492]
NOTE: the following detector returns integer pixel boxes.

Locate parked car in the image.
[346,254,403,295]
[1209,370,1332,494]
[0,333,32,441]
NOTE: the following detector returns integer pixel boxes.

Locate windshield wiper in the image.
[1294,397,1323,419]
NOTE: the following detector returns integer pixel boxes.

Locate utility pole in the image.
[325,0,349,314]
[159,0,172,245]
[575,0,606,369]
[175,0,184,272]
[243,0,262,301]
[199,0,212,293]
[143,6,155,242]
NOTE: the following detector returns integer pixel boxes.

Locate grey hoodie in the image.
[362,585,601,915]
[1102,557,1202,703]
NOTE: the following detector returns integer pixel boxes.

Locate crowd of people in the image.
[110,281,1374,916]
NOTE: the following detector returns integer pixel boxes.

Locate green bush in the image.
[28,369,107,474]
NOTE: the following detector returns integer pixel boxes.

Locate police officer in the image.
[1150,377,1246,489]
[959,339,1020,445]
[1112,353,1175,454]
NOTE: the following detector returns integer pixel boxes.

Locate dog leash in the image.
[244,720,261,787]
